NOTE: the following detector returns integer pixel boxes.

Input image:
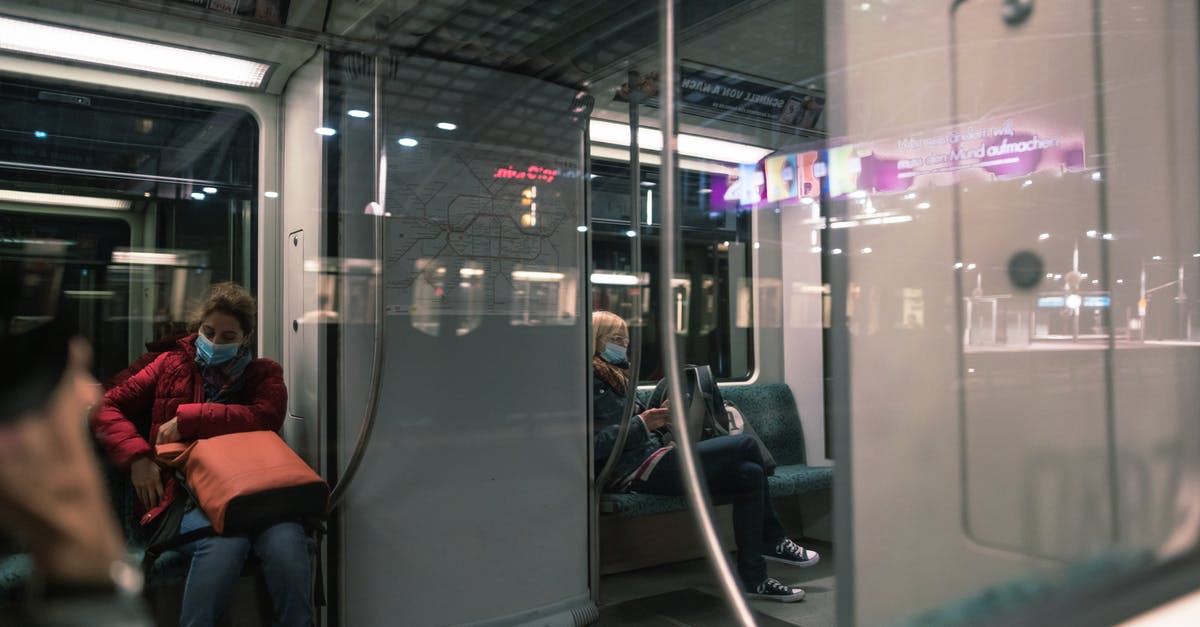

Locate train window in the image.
[0,76,259,380]
[590,159,755,382]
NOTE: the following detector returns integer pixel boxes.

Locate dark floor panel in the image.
[597,588,798,627]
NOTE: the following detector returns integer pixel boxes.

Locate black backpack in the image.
[647,364,730,440]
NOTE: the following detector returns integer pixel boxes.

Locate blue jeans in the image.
[177,508,313,627]
[635,434,787,588]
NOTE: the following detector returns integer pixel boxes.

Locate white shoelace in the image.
[778,538,808,559]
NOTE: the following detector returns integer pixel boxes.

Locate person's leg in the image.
[253,521,313,627]
[637,435,769,587]
[177,508,252,627]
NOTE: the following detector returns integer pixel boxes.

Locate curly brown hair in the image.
[190,282,256,336]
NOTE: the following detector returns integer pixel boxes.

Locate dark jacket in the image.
[90,334,287,526]
[593,371,663,490]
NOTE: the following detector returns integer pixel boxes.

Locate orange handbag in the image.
[156,430,328,534]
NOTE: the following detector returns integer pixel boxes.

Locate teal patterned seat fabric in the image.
[0,554,32,605]
[721,384,808,466]
[767,464,833,496]
[602,383,832,517]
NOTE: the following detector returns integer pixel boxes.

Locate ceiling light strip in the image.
[0,16,270,88]
[0,188,130,210]
[0,160,243,189]
[589,120,773,165]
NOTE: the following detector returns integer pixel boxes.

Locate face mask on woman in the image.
[195,333,240,366]
[601,342,628,367]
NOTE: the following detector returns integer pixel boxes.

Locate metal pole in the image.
[594,69,645,494]
[328,56,387,510]
[658,1,755,624]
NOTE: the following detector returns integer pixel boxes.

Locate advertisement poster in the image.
[842,117,1086,197]
[764,153,797,202]
[677,61,825,132]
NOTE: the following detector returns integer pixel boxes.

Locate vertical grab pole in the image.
[591,71,646,608]
[327,55,387,511]
[594,70,646,494]
[657,1,756,624]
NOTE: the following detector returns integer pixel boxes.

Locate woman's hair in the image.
[592,310,628,394]
[190,282,256,336]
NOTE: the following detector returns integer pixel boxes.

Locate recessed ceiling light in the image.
[33,130,48,139]
[190,192,205,200]
[398,137,419,147]
[641,181,656,187]
[576,225,588,232]
[202,186,217,194]
[315,127,337,136]
[347,109,371,119]
[698,188,712,194]
[625,230,637,238]
[436,122,457,131]
[0,16,271,87]
[264,191,279,199]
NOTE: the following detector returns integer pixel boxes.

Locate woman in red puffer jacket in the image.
[91,282,311,627]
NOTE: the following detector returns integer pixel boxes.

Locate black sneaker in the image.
[746,577,806,602]
[764,538,821,567]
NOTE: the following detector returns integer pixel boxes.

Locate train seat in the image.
[600,382,831,517]
[0,554,32,605]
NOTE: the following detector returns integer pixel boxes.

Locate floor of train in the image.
[597,539,834,626]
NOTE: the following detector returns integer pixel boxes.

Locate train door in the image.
[828,1,1200,623]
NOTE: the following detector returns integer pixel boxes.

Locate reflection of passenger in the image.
[92,283,312,627]
[0,257,149,626]
[591,311,819,602]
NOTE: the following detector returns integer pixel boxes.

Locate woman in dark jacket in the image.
[91,282,311,627]
[592,310,819,603]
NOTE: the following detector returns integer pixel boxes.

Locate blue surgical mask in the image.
[601,342,628,367]
[195,333,241,366]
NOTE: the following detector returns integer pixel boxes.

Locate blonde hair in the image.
[592,310,627,357]
[592,310,629,394]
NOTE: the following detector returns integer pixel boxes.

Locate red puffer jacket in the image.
[91,333,288,526]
